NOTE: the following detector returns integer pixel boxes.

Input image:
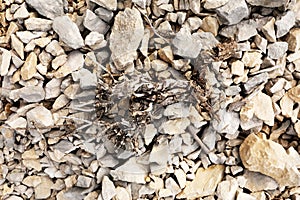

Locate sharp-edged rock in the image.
[216,0,249,25]
[25,0,64,19]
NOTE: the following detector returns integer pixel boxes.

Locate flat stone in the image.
[201,16,219,36]
[172,27,202,59]
[252,92,274,126]
[216,178,239,200]
[20,52,37,80]
[194,32,219,50]
[288,85,300,103]
[24,18,53,31]
[16,31,44,44]
[144,124,157,145]
[25,0,64,19]
[102,176,116,200]
[188,105,204,128]
[241,170,278,192]
[72,68,97,89]
[45,78,62,99]
[254,34,267,53]
[236,192,256,200]
[54,51,84,78]
[26,105,54,128]
[76,175,93,188]
[212,109,240,136]
[22,176,54,199]
[14,3,29,19]
[53,16,84,49]
[83,9,109,34]
[216,0,249,25]
[46,40,65,56]
[239,133,300,187]
[149,140,169,175]
[287,28,300,52]
[243,72,268,94]
[0,48,11,76]
[262,17,276,42]
[246,0,288,7]
[111,157,148,184]
[203,0,229,9]
[109,8,144,70]
[236,20,258,41]
[231,60,244,76]
[267,42,288,59]
[242,51,262,68]
[151,59,169,72]
[275,11,295,38]
[91,0,117,11]
[85,32,106,50]
[158,46,173,63]
[160,118,190,135]
[10,85,45,102]
[11,34,24,60]
[95,7,114,23]
[52,94,69,111]
[115,187,131,200]
[177,165,225,199]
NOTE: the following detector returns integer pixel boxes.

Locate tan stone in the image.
[287,28,300,52]
[231,60,244,76]
[158,46,174,63]
[0,47,12,76]
[252,92,274,126]
[201,16,219,36]
[241,51,262,68]
[262,17,276,42]
[177,165,225,199]
[239,133,300,187]
[21,52,37,80]
[287,85,300,103]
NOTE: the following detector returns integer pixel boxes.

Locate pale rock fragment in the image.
[132,0,147,9]
[239,133,300,187]
[20,52,37,80]
[85,32,106,50]
[95,7,114,22]
[26,105,54,128]
[111,157,148,184]
[25,0,64,19]
[231,60,244,76]
[144,124,157,145]
[22,176,54,199]
[10,85,45,102]
[72,68,97,89]
[14,3,29,19]
[242,51,262,68]
[241,170,278,192]
[194,32,219,50]
[172,27,202,59]
[201,16,219,36]
[236,20,258,41]
[52,94,69,111]
[0,47,11,76]
[76,175,93,188]
[45,78,62,99]
[101,176,116,199]
[158,46,173,63]
[83,9,109,34]
[190,0,201,14]
[246,0,287,7]
[164,102,189,118]
[267,42,288,60]
[215,0,249,25]
[216,178,238,200]
[262,18,276,42]
[53,16,84,49]
[174,168,186,189]
[151,59,169,72]
[22,148,41,171]
[212,109,239,136]
[46,40,65,56]
[177,165,225,199]
[243,72,268,94]
[203,0,229,9]
[287,85,300,103]
[16,31,44,44]
[10,34,23,60]
[236,192,256,200]
[252,91,274,126]
[165,177,181,195]
[294,121,300,137]
[186,17,202,31]
[160,118,190,135]
[149,140,169,175]
[188,105,204,128]
[287,28,300,52]
[115,187,131,200]
[254,34,267,53]
[24,18,53,31]
[33,37,51,48]
[109,8,144,70]
[51,54,67,70]
[275,11,295,38]
[91,0,117,11]
[54,51,84,78]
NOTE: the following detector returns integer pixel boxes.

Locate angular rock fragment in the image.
[267,42,288,59]
[83,9,109,34]
[24,18,53,31]
[53,16,84,49]
[177,165,225,199]
[85,32,106,50]
[216,178,238,200]
[54,51,84,78]
[91,0,117,11]
[72,68,97,89]
[149,140,169,175]
[22,176,54,199]
[212,109,239,136]
[252,92,275,126]
[216,0,249,25]
[172,27,202,59]
[144,124,157,145]
[246,0,288,7]
[11,34,24,59]
[240,133,300,187]
[262,18,276,42]
[16,31,44,44]
[203,0,229,9]
[102,176,116,200]
[25,0,64,19]
[10,85,45,102]
[76,175,93,188]
[20,52,37,80]
[275,11,295,38]
[160,118,190,135]
[287,28,300,52]
[26,105,54,128]
[14,3,30,19]
[109,8,144,70]
[0,47,11,76]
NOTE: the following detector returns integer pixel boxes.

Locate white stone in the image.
[275,11,295,38]
[231,60,244,76]
[204,0,229,9]
[91,0,117,11]
[0,48,11,76]
[252,91,275,126]
[216,178,238,200]
[144,124,157,145]
[216,0,249,25]
[26,105,54,128]
[24,18,53,31]
[83,9,109,34]
[26,0,64,19]
[160,118,190,135]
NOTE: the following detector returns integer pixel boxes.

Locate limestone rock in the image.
[53,16,84,49]
[144,124,157,145]
[212,109,240,136]
[102,176,116,200]
[109,8,144,70]
[239,133,300,187]
[242,51,262,68]
[241,170,278,192]
[252,91,275,126]
[54,51,84,78]
[216,178,239,200]
[25,0,64,19]
[160,118,190,135]
[275,11,295,38]
[22,176,54,199]
[76,175,93,188]
[85,32,106,50]
[216,0,249,25]
[20,52,37,80]
[149,140,169,175]
[83,9,109,34]
[24,18,53,32]
[11,34,24,59]
[177,165,225,199]
[10,85,45,102]
[72,68,97,89]
[287,28,300,52]
[26,105,54,128]
[204,0,229,9]
[0,48,11,76]
[246,0,288,7]
[91,0,117,11]
[262,18,276,42]
[288,85,300,103]
[267,42,288,59]
[236,192,256,200]
[172,27,202,59]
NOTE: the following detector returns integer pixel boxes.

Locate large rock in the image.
[25,0,64,19]
[246,0,288,7]
[239,133,300,187]
[53,16,84,49]
[177,165,225,199]
[216,0,249,25]
[109,8,144,70]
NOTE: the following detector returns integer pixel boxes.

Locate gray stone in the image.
[14,3,30,19]
[242,170,278,192]
[76,175,93,188]
[172,27,202,59]
[109,8,144,70]
[212,109,240,136]
[25,0,64,19]
[24,18,53,31]
[204,0,229,9]
[216,0,249,25]
[267,42,288,59]
[102,176,116,200]
[53,16,84,49]
[194,31,219,50]
[72,68,97,89]
[275,11,295,38]
[85,32,107,50]
[243,72,268,93]
[16,85,45,102]
[95,7,114,23]
[45,78,62,99]
[91,0,117,11]
[246,0,288,7]
[83,9,109,34]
